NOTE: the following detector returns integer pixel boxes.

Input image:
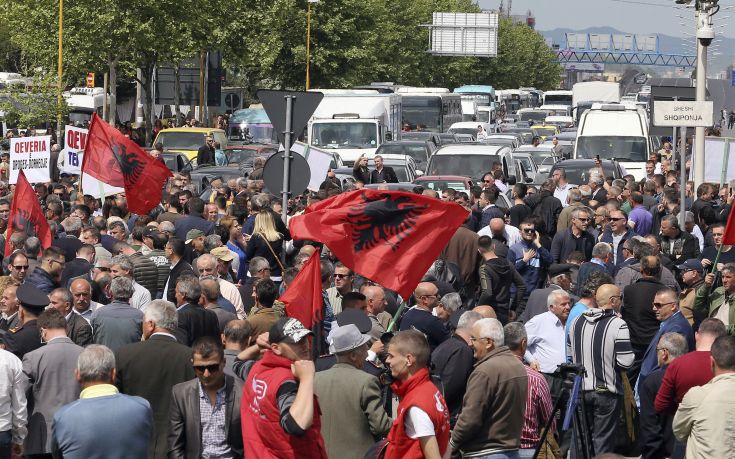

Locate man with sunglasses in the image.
[638,289,693,387]
[24,246,64,294]
[550,207,594,264]
[115,299,196,459]
[197,136,216,167]
[7,252,30,285]
[599,209,636,270]
[169,336,243,458]
[508,219,553,300]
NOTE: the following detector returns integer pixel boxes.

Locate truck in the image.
[573,103,651,180]
[64,87,105,125]
[454,85,497,122]
[307,89,402,166]
[226,104,277,145]
[571,81,621,124]
[542,90,573,107]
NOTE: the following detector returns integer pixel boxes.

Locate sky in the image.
[477,0,735,39]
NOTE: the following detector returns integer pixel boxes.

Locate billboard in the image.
[429,12,498,57]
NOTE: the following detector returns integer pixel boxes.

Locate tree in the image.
[0,74,68,129]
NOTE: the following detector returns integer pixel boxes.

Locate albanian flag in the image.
[82,113,172,214]
[278,251,322,329]
[289,189,468,299]
[724,205,735,246]
[5,170,52,257]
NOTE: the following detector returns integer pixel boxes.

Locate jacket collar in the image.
[390,367,431,398]
[474,345,511,368]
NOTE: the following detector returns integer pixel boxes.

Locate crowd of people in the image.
[1,133,735,459]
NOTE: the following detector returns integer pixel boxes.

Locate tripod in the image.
[533,365,594,459]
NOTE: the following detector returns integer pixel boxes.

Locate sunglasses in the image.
[333,273,351,278]
[608,217,625,222]
[576,217,591,222]
[12,265,29,270]
[652,301,676,309]
[193,364,221,374]
[522,228,536,234]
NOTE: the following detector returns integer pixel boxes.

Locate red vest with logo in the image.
[241,351,327,459]
[385,368,451,459]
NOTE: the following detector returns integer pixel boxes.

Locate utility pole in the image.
[691,0,718,186]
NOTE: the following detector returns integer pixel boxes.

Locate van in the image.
[153,128,228,161]
[573,103,650,180]
[426,143,517,183]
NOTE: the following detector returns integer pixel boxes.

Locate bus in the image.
[396,87,462,133]
[543,90,573,107]
[520,87,544,108]
[453,85,496,122]
[496,89,531,114]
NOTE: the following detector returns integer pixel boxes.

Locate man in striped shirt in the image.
[505,322,555,458]
[567,283,635,455]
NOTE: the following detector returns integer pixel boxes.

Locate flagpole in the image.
[387,301,408,333]
[711,244,724,275]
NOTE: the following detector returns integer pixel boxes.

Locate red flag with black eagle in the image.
[288,189,468,299]
[82,113,172,214]
[278,251,322,329]
[5,170,52,257]
[724,203,735,245]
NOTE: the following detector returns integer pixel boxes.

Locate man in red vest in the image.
[384,330,450,459]
[241,317,327,459]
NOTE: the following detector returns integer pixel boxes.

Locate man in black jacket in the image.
[550,207,595,264]
[173,274,220,346]
[524,179,563,237]
[164,238,194,303]
[174,197,215,241]
[369,155,398,184]
[658,215,700,268]
[478,236,526,324]
[197,136,215,166]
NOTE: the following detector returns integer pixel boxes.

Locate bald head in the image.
[473,305,497,319]
[489,218,505,235]
[595,284,621,311]
[298,245,316,257]
[414,282,438,297]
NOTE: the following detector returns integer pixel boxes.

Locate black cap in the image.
[336,308,372,334]
[548,263,574,277]
[269,317,313,344]
[17,284,50,313]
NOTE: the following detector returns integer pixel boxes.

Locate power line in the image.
[610,0,672,7]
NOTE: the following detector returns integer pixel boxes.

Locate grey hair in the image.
[51,288,73,304]
[204,234,222,252]
[662,214,680,230]
[176,276,202,302]
[684,211,695,223]
[547,289,570,307]
[592,242,612,259]
[111,255,133,273]
[253,193,271,210]
[440,292,462,313]
[474,318,505,346]
[570,207,588,220]
[108,220,128,234]
[236,177,247,189]
[143,300,178,332]
[196,254,218,270]
[248,256,270,275]
[589,172,604,186]
[110,276,134,301]
[457,310,482,330]
[658,332,689,359]
[503,322,527,351]
[61,216,82,235]
[24,237,41,257]
[77,345,116,384]
[159,221,175,233]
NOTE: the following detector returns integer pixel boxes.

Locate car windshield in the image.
[311,122,377,149]
[228,124,276,144]
[533,127,557,137]
[377,144,428,165]
[156,132,206,150]
[448,128,478,137]
[418,180,468,192]
[519,112,546,123]
[575,136,647,162]
[383,163,409,182]
[428,154,499,179]
[503,130,533,143]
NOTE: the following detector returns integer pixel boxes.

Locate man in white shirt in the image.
[0,348,27,458]
[524,289,570,376]
[196,254,244,318]
[110,255,151,311]
[70,279,103,324]
[552,169,576,208]
[478,218,521,247]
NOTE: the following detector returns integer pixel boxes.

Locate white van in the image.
[573,103,651,180]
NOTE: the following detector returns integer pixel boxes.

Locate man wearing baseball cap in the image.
[315,324,391,459]
[241,318,327,458]
[678,259,705,326]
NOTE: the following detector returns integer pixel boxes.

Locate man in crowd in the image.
[677,259,706,325]
[0,281,20,332]
[478,236,526,324]
[165,238,194,303]
[241,317,327,458]
[385,330,450,459]
[552,168,575,208]
[508,219,553,301]
[399,282,450,349]
[659,215,700,266]
[326,262,354,315]
[694,263,735,335]
[173,275,220,346]
[169,336,243,458]
[110,255,151,311]
[48,287,92,346]
[116,299,195,459]
[314,324,391,459]
[3,284,49,359]
[24,246,65,294]
[524,289,570,381]
[91,276,144,352]
[450,318,527,457]
[599,209,636,269]
[51,345,153,458]
[550,207,594,264]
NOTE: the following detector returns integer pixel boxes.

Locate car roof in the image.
[433,144,509,155]
[551,159,616,167]
[415,175,472,181]
[379,140,426,146]
[158,127,225,134]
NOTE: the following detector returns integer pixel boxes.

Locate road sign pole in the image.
[679,126,687,230]
[281,95,295,264]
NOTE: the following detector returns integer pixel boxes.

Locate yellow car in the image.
[153,127,228,161]
[530,124,561,141]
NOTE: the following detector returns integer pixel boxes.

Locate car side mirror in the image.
[525,177,533,183]
[385,131,393,141]
[507,175,517,186]
[176,155,187,172]
[538,167,550,174]
[415,170,424,177]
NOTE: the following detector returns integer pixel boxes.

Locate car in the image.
[425,143,517,183]
[530,124,561,140]
[517,108,548,126]
[413,175,474,193]
[544,116,575,129]
[511,151,543,184]
[512,145,560,178]
[483,134,522,150]
[447,121,494,139]
[374,140,433,173]
[331,154,417,186]
[499,127,534,144]
[547,159,624,187]
[153,127,228,161]
[400,131,433,141]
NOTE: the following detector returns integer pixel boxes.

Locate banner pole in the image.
[711,244,724,275]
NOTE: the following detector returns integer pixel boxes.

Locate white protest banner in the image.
[10,135,51,184]
[60,125,88,174]
[281,141,333,192]
[81,173,124,199]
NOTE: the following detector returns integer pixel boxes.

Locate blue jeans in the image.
[472,452,520,459]
[518,449,536,459]
[0,430,11,459]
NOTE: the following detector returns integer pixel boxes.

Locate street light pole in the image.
[693,0,717,187]
[57,0,64,141]
[305,0,319,90]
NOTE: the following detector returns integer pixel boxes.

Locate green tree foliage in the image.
[0,74,68,128]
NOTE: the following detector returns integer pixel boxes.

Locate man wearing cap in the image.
[315,324,391,459]
[184,229,205,265]
[211,246,236,282]
[242,317,328,458]
[197,136,216,167]
[3,283,49,358]
[678,259,706,326]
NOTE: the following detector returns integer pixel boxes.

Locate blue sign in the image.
[732,71,735,87]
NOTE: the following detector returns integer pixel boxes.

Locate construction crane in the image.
[498,0,512,18]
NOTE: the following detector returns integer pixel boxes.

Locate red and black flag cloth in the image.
[724,204,735,246]
[82,113,172,215]
[289,189,468,299]
[278,251,322,329]
[5,170,51,257]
